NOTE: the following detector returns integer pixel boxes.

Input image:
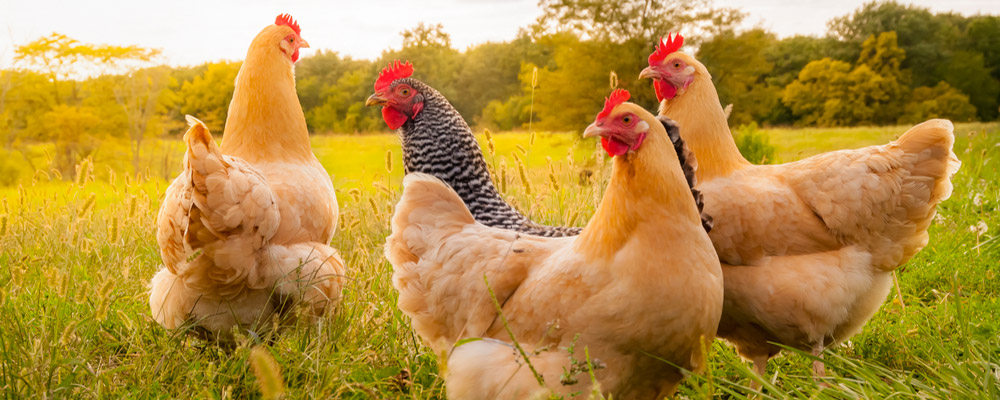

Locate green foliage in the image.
[938,51,1000,121]
[525,34,657,132]
[698,29,780,126]
[783,32,909,126]
[732,122,776,164]
[829,1,957,87]
[176,61,240,134]
[534,0,738,43]
[966,15,1000,80]
[0,150,28,186]
[481,95,531,131]
[899,82,977,124]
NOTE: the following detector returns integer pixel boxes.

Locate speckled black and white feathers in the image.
[391,78,582,237]
[658,116,713,234]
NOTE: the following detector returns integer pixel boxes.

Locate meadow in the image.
[0,123,997,398]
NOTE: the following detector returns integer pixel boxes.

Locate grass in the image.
[0,122,997,398]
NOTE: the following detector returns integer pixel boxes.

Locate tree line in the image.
[1,1,998,177]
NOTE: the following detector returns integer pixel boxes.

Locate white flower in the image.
[970,221,988,235]
[973,193,984,207]
[934,213,946,225]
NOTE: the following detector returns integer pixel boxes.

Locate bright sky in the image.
[1,0,998,68]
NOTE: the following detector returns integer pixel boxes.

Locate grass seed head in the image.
[250,346,286,400]
[485,129,495,156]
[513,154,531,195]
[109,216,119,242]
[368,197,380,217]
[79,193,97,217]
[59,321,78,346]
[385,150,393,173]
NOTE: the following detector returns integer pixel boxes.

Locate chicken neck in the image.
[221,45,313,164]
[659,75,750,180]
[576,127,706,262]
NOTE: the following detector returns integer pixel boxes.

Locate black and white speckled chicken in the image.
[365,60,581,237]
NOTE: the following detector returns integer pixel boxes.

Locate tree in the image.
[523,33,656,132]
[534,0,742,44]
[966,16,1000,81]
[697,29,778,125]
[938,51,999,121]
[14,33,159,105]
[782,32,910,126]
[452,35,547,124]
[114,66,175,173]
[856,32,909,122]
[899,82,977,124]
[828,1,959,87]
[177,61,241,133]
[307,67,382,133]
[40,105,102,175]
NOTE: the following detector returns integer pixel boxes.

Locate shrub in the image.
[733,122,777,164]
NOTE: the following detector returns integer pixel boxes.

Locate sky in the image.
[1,0,998,68]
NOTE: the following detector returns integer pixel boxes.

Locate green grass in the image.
[0,123,997,398]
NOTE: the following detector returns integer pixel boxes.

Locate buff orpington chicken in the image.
[640,33,960,379]
[149,15,344,337]
[385,89,723,399]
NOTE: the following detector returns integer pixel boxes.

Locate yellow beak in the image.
[298,38,311,49]
[365,93,388,107]
[638,66,659,80]
[582,122,606,138]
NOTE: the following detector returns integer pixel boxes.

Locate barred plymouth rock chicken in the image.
[365,60,581,237]
[640,33,961,381]
[149,15,344,337]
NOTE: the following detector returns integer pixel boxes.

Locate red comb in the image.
[648,33,684,65]
[596,89,631,121]
[275,14,301,35]
[375,60,414,92]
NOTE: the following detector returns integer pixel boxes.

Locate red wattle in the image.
[292,48,300,63]
[654,79,677,102]
[601,137,630,157]
[382,107,408,130]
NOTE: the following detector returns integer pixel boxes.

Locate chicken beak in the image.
[583,122,606,139]
[298,38,311,49]
[638,66,659,80]
[365,93,388,107]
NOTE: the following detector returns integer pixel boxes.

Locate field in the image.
[0,123,998,398]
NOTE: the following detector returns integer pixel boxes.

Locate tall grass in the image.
[0,124,996,398]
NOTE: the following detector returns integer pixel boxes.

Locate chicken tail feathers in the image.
[896,119,960,203]
[658,116,713,233]
[170,116,281,295]
[876,118,960,270]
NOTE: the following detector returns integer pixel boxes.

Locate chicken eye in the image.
[623,115,632,124]
[673,62,681,68]
[289,38,295,43]
[399,88,410,96]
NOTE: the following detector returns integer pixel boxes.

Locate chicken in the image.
[149,15,344,336]
[364,60,581,237]
[639,33,961,378]
[385,89,723,399]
